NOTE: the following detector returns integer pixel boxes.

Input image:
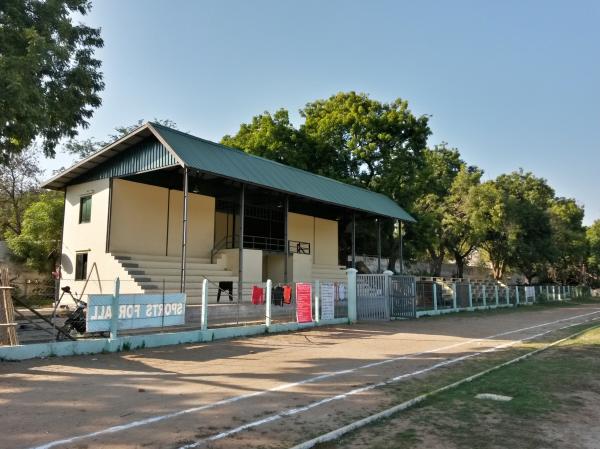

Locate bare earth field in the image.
[1,302,600,449]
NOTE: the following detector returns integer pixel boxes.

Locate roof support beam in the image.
[284,195,289,283]
[351,212,356,269]
[377,218,381,274]
[398,219,404,275]
[180,168,189,293]
[238,184,245,303]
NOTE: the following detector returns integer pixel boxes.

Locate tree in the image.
[0,0,104,160]
[444,166,483,278]
[410,145,463,276]
[221,110,311,169]
[300,92,431,207]
[5,192,64,272]
[0,147,42,235]
[470,171,555,281]
[64,118,179,159]
[223,92,432,271]
[468,180,509,280]
[587,220,600,286]
[410,145,482,277]
[547,198,587,283]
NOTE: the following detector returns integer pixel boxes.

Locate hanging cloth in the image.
[252,286,265,305]
[283,285,292,304]
[273,286,284,306]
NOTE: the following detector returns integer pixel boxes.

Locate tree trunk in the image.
[455,254,465,279]
[428,248,444,277]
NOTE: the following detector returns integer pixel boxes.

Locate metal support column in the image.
[351,212,356,268]
[284,195,289,283]
[238,184,245,302]
[398,220,404,274]
[180,168,189,293]
[377,219,381,273]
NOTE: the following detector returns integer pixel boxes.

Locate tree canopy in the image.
[5,192,64,272]
[222,92,593,283]
[0,0,104,160]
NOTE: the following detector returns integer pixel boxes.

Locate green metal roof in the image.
[42,122,415,222]
[150,123,415,222]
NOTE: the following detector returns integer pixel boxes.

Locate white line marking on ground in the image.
[29,308,600,449]
[179,317,599,448]
[288,323,600,449]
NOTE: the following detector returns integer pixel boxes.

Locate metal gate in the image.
[357,274,389,320]
[390,275,416,319]
[356,274,416,320]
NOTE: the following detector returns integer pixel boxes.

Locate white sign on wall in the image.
[321,282,335,321]
[86,293,186,332]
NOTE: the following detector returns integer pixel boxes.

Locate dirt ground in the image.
[1,303,600,449]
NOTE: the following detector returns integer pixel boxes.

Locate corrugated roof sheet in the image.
[42,122,415,221]
[151,123,415,222]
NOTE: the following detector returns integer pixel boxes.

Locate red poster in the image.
[296,283,313,323]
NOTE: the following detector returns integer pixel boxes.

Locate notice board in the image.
[295,283,313,323]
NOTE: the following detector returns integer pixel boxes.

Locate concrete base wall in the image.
[0,318,349,361]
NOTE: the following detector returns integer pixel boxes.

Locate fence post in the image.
[313,279,320,324]
[433,281,438,312]
[505,286,510,305]
[532,286,536,303]
[468,282,473,308]
[383,270,393,319]
[567,285,571,298]
[515,286,520,305]
[266,279,272,327]
[452,283,458,310]
[482,284,487,307]
[200,279,208,330]
[495,285,499,306]
[110,278,120,340]
[347,268,358,323]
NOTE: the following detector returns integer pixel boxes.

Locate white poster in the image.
[321,282,335,321]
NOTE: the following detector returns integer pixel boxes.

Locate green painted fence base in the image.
[416,304,515,317]
[0,318,349,361]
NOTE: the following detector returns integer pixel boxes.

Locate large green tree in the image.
[470,171,555,281]
[222,92,431,271]
[411,145,481,277]
[0,146,41,235]
[444,166,483,278]
[5,192,64,272]
[587,220,600,286]
[546,198,587,283]
[410,145,463,275]
[0,0,104,160]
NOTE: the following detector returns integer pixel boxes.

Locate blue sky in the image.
[45,0,600,224]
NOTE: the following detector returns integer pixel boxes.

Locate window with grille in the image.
[79,195,92,223]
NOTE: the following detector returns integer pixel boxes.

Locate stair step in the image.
[131,269,235,277]
[114,254,212,264]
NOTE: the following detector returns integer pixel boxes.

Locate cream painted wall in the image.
[214,211,234,247]
[220,248,262,282]
[110,179,168,255]
[291,254,312,282]
[167,189,215,258]
[264,253,289,282]
[108,179,216,259]
[314,217,338,265]
[287,212,338,266]
[60,179,142,299]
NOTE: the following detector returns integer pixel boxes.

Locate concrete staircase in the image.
[112,253,238,304]
[312,264,348,282]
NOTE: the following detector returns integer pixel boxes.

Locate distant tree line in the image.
[222,92,600,286]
